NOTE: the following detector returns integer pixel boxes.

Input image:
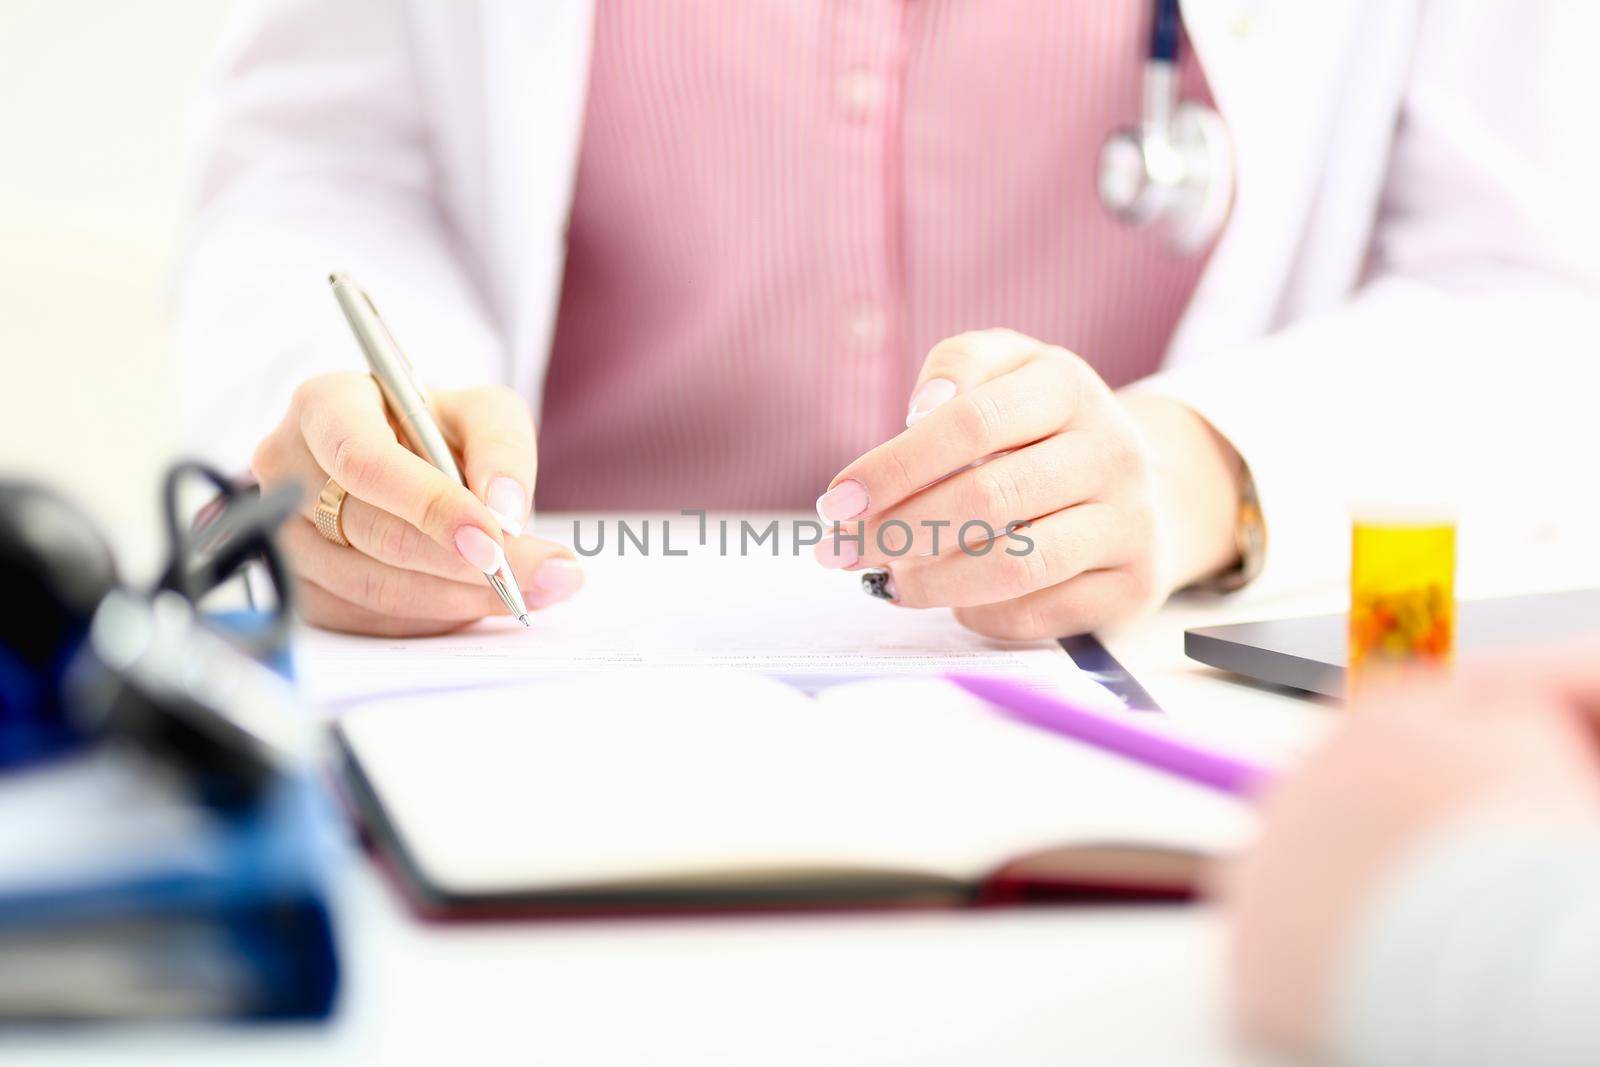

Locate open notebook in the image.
[335,672,1254,914]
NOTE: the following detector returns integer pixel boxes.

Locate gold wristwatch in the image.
[1204,466,1265,593]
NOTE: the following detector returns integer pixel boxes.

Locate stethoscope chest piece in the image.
[1098,100,1232,253]
[1097,0,1235,253]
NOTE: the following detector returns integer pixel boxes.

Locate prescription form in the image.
[296,513,1118,710]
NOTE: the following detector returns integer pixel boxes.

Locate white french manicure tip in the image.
[480,541,508,577]
[489,508,523,537]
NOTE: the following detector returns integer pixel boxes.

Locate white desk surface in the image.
[14,514,1595,1067]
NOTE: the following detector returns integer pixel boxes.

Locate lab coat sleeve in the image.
[1135,1,1600,596]
[173,0,506,471]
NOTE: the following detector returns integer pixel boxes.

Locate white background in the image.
[0,1,239,571]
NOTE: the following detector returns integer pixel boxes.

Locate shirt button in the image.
[847,305,886,346]
[838,69,884,117]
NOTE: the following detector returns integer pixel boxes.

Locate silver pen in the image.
[328,272,531,625]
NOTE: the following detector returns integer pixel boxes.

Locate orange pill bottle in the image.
[1349,511,1455,690]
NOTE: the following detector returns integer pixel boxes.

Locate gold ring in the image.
[314,477,352,547]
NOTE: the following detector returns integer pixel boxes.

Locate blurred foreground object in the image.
[1348,510,1454,687]
[0,466,304,792]
[0,482,119,766]
[69,589,314,809]
[0,753,339,1021]
[0,468,339,1022]
[1228,653,1600,1065]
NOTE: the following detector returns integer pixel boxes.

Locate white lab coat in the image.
[177,0,1600,593]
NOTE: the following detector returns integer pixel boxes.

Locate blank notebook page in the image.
[337,672,1254,896]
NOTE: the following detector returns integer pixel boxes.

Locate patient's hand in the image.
[1227,661,1600,1055]
[814,328,1242,638]
[250,372,581,635]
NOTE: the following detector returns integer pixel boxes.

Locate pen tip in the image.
[518,613,531,627]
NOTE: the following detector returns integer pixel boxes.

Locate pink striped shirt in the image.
[537,1,1214,510]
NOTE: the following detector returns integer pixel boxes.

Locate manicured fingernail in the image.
[860,567,897,601]
[525,558,584,609]
[486,478,526,536]
[813,535,860,570]
[453,526,505,575]
[816,479,869,522]
[906,378,957,427]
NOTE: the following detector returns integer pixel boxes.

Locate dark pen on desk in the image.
[328,272,531,625]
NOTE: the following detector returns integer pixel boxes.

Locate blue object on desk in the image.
[0,639,86,770]
[0,766,341,1021]
[0,473,337,1020]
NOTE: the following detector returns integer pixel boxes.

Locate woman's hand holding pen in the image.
[815,328,1245,639]
[250,372,582,635]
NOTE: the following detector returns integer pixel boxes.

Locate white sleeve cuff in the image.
[1331,816,1600,1067]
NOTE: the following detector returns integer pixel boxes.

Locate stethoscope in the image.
[1097,0,1234,253]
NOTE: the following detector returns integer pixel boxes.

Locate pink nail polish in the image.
[453,526,505,574]
[525,558,584,608]
[906,377,957,427]
[485,477,526,536]
[812,535,860,570]
[815,479,869,522]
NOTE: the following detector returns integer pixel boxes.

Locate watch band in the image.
[1201,464,1265,593]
